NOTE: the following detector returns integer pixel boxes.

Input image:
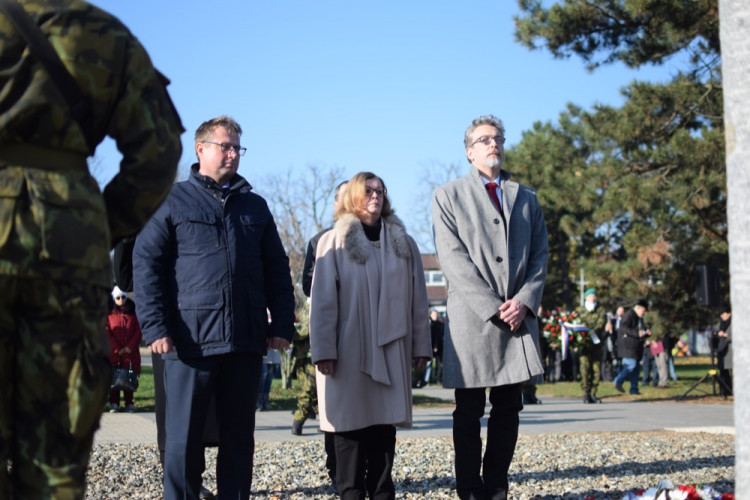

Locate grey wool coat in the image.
[310,214,432,432]
[432,167,548,388]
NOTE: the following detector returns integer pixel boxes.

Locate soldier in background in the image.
[575,289,612,403]
[292,180,347,492]
[0,1,183,497]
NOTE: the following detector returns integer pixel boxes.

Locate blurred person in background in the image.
[613,301,650,395]
[106,285,142,413]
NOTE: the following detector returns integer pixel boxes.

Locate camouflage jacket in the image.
[574,305,608,336]
[0,0,183,285]
[292,324,311,362]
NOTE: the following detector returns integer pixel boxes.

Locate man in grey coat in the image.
[432,115,548,500]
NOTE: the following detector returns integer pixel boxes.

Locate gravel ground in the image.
[86,431,735,499]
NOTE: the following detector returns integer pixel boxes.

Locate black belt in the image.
[0,143,88,170]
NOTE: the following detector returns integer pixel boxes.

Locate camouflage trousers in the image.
[579,345,603,394]
[0,275,110,499]
[293,362,318,422]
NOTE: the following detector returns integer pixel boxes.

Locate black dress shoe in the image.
[328,470,338,494]
[199,485,216,500]
[589,394,602,403]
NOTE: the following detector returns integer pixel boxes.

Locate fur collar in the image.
[335,214,411,264]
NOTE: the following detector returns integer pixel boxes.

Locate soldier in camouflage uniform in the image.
[0,1,183,497]
[293,181,348,434]
[291,322,317,423]
[574,289,612,403]
[292,181,347,492]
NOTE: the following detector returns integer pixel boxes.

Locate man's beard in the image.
[485,155,502,168]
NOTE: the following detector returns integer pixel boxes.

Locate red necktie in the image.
[486,182,502,213]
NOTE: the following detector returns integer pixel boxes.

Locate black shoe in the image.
[615,384,625,393]
[291,419,304,435]
[328,470,338,494]
[590,393,602,403]
[199,485,215,500]
[583,393,592,404]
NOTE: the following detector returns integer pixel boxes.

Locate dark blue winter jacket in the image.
[133,165,295,358]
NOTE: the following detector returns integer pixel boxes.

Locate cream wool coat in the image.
[310,214,432,433]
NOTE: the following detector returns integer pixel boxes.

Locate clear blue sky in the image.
[91,0,682,241]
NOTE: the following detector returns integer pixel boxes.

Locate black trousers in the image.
[153,353,219,467]
[163,352,262,500]
[453,384,522,500]
[152,352,167,465]
[325,431,337,478]
[334,425,396,500]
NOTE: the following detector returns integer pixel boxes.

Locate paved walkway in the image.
[95,386,734,445]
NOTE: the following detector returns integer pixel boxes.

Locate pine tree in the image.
[510,0,725,333]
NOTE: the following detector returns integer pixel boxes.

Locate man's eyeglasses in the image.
[365,187,386,198]
[470,135,505,147]
[114,296,126,300]
[202,141,247,156]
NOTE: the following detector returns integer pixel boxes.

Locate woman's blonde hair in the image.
[336,172,394,220]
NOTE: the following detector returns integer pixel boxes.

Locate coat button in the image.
[496,256,503,262]
[493,218,500,224]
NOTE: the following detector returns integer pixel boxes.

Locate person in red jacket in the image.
[107,286,142,412]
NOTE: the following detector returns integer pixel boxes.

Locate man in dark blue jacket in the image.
[133,116,295,500]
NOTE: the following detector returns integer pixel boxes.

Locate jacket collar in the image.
[189,163,250,195]
[470,166,518,214]
[334,213,411,264]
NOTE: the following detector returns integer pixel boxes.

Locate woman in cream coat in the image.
[310,172,432,499]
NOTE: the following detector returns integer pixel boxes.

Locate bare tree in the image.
[412,161,464,251]
[255,163,345,306]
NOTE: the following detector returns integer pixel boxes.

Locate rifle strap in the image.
[0,0,96,153]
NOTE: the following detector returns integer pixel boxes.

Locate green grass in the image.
[128,369,450,413]
[130,370,313,413]
[125,355,729,413]
[535,356,732,403]
[131,366,155,411]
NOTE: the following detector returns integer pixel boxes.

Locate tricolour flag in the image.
[561,323,589,360]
